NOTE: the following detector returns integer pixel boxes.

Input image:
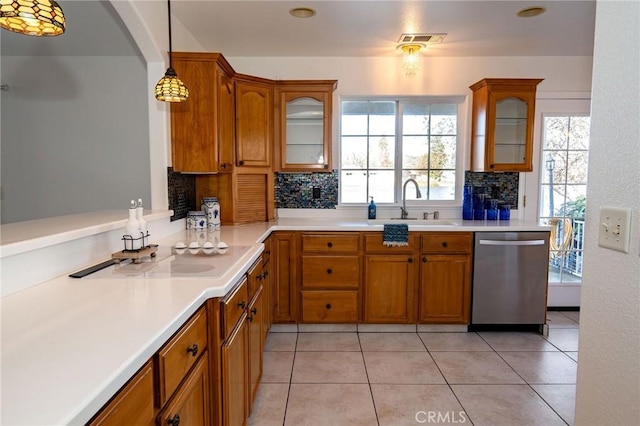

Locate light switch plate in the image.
[598,206,632,253]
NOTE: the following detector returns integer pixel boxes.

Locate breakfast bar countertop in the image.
[0,217,550,425]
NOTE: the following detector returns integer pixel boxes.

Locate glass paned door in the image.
[539,115,590,283]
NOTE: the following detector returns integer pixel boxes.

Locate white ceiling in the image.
[0,1,596,58]
[173,0,596,57]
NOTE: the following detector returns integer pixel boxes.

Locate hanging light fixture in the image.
[154,0,188,102]
[0,0,66,36]
[397,43,425,78]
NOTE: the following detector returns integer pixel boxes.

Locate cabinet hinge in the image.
[523,195,527,207]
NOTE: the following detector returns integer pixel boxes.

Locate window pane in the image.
[341,115,368,136]
[341,170,368,203]
[341,136,368,169]
[542,151,567,184]
[369,115,395,136]
[568,117,591,150]
[431,136,457,169]
[430,104,457,134]
[544,117,569,150]
[403,104,430,134]
[401,170,427,200]
[540,184,566,217]
[369,170,395,203]
[562,186,587,219]
[430,170,456,200]
[402,136,429,169]
[567,152,589,183]
[369,136,395,169]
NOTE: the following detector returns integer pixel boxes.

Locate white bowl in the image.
[202,241,214,249]
[188,248,201,255]
[174,241,186,249]
[188,241,200,249]
[202,248,216,255]
[217,241,229,249]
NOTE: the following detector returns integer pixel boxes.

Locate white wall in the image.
[574,1,640,424]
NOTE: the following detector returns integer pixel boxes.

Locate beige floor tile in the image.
[544,328,580,351]
[292,351,367,383]
[284,384,377,426]
[358,324,417,332]
[565,351,579,362]
[479,331,558,351]
[499,351,577,384]
[561,311,580,323]
[248,383,289,426]
[417,324,468,333]
[419,332,493,351]
[264,332,297,352]
[296,332,361,352]
[532,384,577,425]
[358,332,427,351]
[364,351,446,384]
[298,323,357,332]
[431,351,525,384]
[269,324,298,333]
[262,351,294,383]
[371,384,467,426]
[546,311,580,328]
[452,384,566,426]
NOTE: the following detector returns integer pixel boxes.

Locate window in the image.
[340,99,461,204]
[539,115,590,284]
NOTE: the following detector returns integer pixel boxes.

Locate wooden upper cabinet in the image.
[274,81,337,172]
[170,53,236,173]
[469,78,543,172]
[235,75,273,168]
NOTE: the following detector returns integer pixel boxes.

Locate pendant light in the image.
[397,43,425,78]
[0,0,66,36]
[154,0,188,102]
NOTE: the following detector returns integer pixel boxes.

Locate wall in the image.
[1,55,151,223]
[574,1,640,424]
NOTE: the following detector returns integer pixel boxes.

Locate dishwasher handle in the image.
[479,239,546,246]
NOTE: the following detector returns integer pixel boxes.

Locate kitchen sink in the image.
[367,219,460,226]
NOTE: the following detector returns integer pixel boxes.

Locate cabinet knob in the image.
[239,160,245,166]
[256,274,263,281]
[489,164,495,169]
[327,242,333,248]
[422,256,428,263]
[263,271,269,278]
[325,303,332,310]
[442,241,448,248]
[220,163,227,169]
[238,300,246,309]
[167,414,180,426]
[408,257,413,263]
[251,307,257,315]
[248,314,254,322]
[326,268,333,274]
[186,343,198,357]
[323,164,329,169]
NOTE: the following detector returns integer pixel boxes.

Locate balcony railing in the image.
[549,218,584,281]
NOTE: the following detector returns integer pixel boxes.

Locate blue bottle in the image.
[462,185,474,220]
[368,197,376,219]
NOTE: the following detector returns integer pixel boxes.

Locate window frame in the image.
[338,95,465,207]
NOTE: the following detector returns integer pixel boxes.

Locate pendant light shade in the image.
[155,0,188,102]
[0,0,65,36]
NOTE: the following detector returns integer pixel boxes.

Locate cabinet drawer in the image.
[364,233,416,253]
[421,233,472,253]
[301,256,359,288]
[301,291,358,323]
[247,258,264,301]
[222,277,249,339]
[301,233,359,252]
[158,307,208,405]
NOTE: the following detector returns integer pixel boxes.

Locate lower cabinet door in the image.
[248,286,265,415]
[222,316,249,426]
[364,255,417,323]
[158,353,210,426]
[419,254,471,324]
[301,290,358,323]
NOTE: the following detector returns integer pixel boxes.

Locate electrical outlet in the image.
[598,206,632,253]
[312,187,321,199]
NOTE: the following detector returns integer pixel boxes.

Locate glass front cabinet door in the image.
[469,78,543,172]
[275,81,337,171]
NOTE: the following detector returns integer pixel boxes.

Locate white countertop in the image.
[0,217,548,425]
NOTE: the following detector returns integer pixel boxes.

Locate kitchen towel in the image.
[383,223,409,247]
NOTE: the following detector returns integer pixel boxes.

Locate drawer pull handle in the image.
[238,300,246,309]
[442,242,448,248]
[327,242,333,248]
[422,256,428,263]
[239,160,245,166]
[326,268,333,274]
[256,274,263,281]
[220,163,227,169]
[263,271,269,278]
[251,307,258,315]
[408,257,413,263]
[326,303,332,310]
[186,344,198,357]
[168,414,180,426]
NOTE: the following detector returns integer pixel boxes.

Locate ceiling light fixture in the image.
[0,0,65,36]
[397,43,425,78]
[154,0,188,103]
[289,7,316,18]
[517,6,547,18]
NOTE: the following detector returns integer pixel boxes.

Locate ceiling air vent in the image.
[398,33,447,44]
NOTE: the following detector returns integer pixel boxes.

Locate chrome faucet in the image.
[401,178,422,219]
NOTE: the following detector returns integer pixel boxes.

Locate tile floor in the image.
[249,310,580,426]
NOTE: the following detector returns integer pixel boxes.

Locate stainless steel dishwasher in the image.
[472,232,550,331]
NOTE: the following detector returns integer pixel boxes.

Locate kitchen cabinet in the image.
[469,78,543,172]
[274,81,337,172]
[235,75,273,168]
[417,232,472,324]
[170,53,236,173]
[271,232,298,323]
[363,233,418,323]
[299,232,360,323]
[247,285,265,413]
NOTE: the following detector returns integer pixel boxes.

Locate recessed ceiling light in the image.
[289,7,316,18]
[517,6,547,18]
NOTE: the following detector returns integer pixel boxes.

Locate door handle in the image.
[479,240,545,246]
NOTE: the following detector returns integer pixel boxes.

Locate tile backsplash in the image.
[167,167,196,221]
[464,171,519,208]
[275,171,339,209]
